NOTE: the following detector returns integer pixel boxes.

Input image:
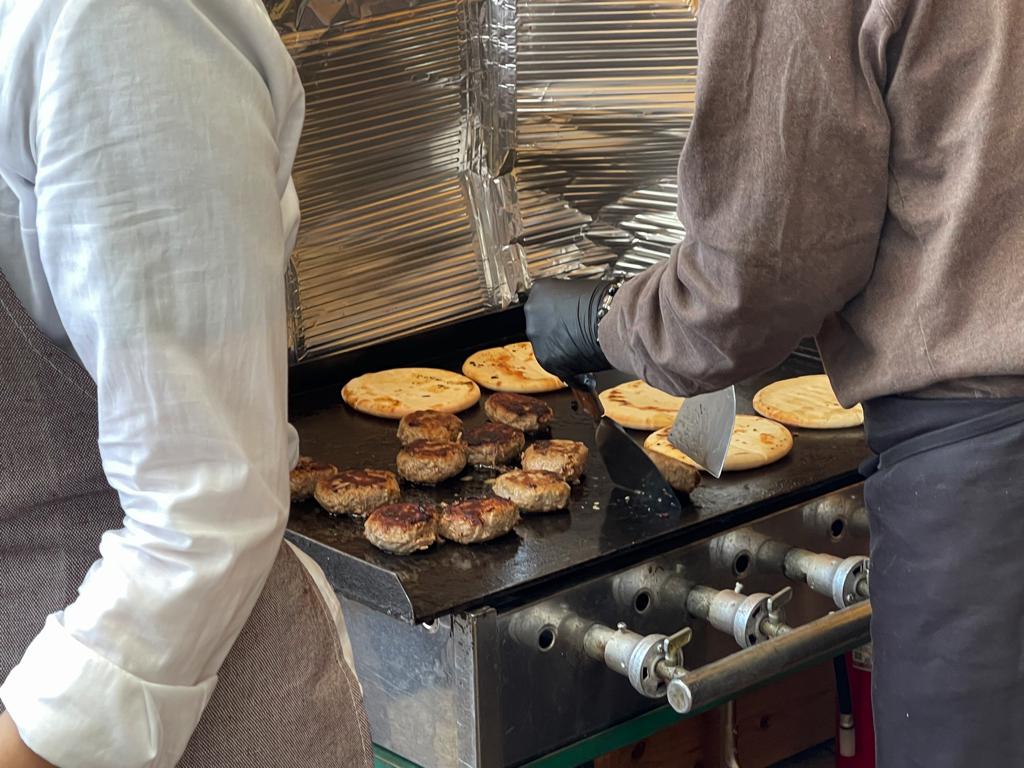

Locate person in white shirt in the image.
[0,2,369,766]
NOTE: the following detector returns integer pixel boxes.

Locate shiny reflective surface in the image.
[287,355,868,623]
[265,0,701,362]
[267,0,525,362]
[516,0,699,277]
[570,372,681,500]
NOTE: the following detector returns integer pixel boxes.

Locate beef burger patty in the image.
[483,392,553,433]
[314,469,401,517]
[397,410,464,445]
[290,456,338,501]
[396,440,468,485]
[439,498,520,544]
[521,439,589,483]
[492,469,570,513]
[462,423,525,466]
[364,503,439,555]
[644,449,701,494]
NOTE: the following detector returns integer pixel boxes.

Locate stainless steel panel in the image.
[341,598,464,766]
[340,597,506,768]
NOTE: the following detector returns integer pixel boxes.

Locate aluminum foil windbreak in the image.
[268,0,523,362]
[515,0,698,278]
[268,0,697,361]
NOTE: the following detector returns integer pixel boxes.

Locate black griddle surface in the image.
[287,357,868,623]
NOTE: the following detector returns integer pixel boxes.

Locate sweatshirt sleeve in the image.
[0,1,305,766]
[598,0,894,396]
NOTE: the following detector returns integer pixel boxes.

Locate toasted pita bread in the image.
[645,415,793,473]
[342,368,480,419]
[753,375,864,429]
[599,380,684,430]
[462,342,565,393]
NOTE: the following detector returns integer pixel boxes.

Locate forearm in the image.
[597,237,881,396]
[0,713,54,768]
[598,0,893,394]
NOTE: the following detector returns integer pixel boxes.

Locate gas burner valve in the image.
[686,583,794,649]
[583,622,693,698]
[710,529,870,609]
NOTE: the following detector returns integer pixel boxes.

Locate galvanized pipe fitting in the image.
[784,550,869,609]
[611,564,694,615]
[709,529,789,575]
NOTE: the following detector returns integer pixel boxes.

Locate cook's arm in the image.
[598,0,895,397]
[0,2,304,766]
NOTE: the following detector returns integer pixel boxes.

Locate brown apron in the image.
[0,273,372,767]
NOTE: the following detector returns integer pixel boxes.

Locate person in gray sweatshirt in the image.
[527,1,1024,765]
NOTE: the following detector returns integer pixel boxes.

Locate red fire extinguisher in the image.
[835,645,875,768]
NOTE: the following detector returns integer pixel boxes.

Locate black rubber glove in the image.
[524,277,615,382]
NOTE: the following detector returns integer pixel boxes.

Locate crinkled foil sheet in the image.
[267,0,696,361]
[269,0,523,361]
[516,0,698,278]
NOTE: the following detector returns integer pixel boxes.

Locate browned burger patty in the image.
[397,410,464,446]
[314,469,401,517]
[364,503,439,555]
[396,440,468,485]
[290,456,338,501]
[438,498,520,544]
[521,439,589,483]
[462,423,525,466]
[483,393,553,433]
[492,470,570,513]
[644,449,702,495]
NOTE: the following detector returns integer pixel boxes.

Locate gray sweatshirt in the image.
[598,0,1024,406]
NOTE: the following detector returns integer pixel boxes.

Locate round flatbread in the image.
[644,415,793,473]
[342,368,481,419]
[752,375,863,429]
[462,342,565,393]
[598,380,684,431]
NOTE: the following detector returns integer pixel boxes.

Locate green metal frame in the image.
[373,744,424,768]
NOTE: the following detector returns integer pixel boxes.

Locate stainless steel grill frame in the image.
[339,485,869,768]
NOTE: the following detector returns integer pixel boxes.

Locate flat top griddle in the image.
[287,355,868,623]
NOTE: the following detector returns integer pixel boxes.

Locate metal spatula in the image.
[569,374,681,508]
[668,387,736,479]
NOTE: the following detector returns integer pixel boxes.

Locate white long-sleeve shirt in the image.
[0,1,306,766]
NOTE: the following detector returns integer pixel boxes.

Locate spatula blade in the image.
[596,419,682,513]
[569,374,682,510]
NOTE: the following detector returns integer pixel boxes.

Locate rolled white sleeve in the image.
[0,2,305,766]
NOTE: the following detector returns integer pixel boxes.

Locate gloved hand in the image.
[524,277,618,382]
